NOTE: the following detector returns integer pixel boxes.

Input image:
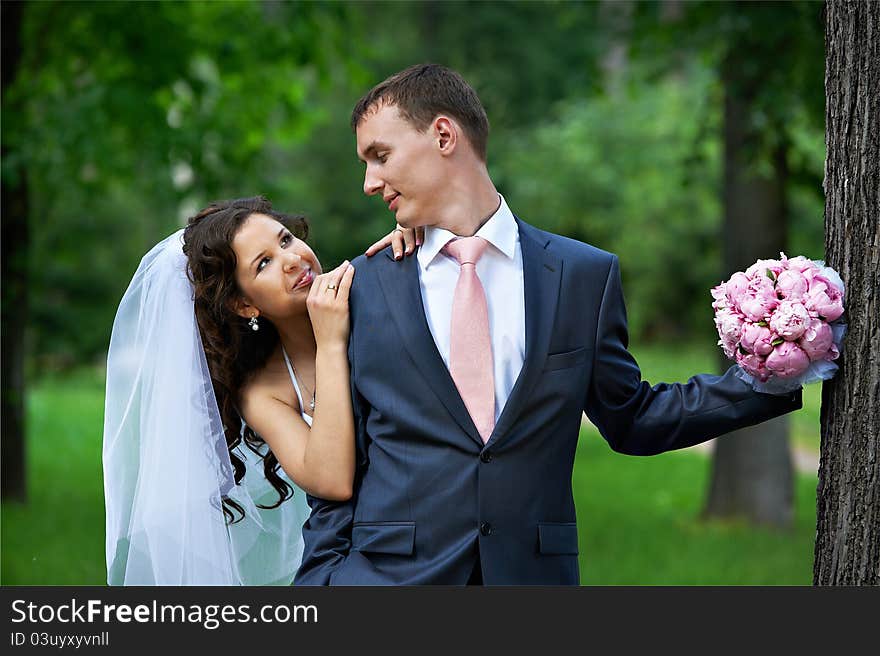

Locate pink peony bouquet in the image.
[711,253,846,394]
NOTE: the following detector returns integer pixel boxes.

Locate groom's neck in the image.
[431,168,499,237]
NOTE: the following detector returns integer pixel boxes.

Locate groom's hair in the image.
[351,63,490,161]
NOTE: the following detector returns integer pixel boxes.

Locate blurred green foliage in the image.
[2,0,825,369]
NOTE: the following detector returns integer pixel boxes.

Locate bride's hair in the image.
[182,196,310,523]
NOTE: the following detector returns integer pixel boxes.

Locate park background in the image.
[2,0,828,585]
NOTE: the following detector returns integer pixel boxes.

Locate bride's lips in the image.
[292,268,314,291]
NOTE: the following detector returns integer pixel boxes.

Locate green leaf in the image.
[771,337,784,346]
[766,268,777,282]
[757,320,769,327]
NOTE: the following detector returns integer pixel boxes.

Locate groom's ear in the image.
[434,116,458,156]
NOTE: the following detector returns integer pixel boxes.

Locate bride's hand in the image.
[306,261,355,348]
[365,225,424,259]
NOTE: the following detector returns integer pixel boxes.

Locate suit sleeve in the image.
[583,255,802,456]
[293,331,370,585]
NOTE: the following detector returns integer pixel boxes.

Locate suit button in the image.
[480,522,493,536]
[480,450,493,463]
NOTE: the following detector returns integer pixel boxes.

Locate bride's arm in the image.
[239,262,356,501]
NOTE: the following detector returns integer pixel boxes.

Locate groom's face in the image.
[356,103,446,229]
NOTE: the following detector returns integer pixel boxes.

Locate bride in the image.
[103,196,417,585]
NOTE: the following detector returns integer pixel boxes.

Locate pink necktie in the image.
[444,237,495,443]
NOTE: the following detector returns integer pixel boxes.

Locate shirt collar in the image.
[417,194,518,269]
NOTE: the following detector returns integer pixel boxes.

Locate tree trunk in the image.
[702,47,794,528]
[814,0,880,585]
[1,0,28,502]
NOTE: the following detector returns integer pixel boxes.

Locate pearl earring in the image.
[248,315,259,331]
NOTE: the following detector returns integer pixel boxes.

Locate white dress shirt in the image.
[417,195,525,422]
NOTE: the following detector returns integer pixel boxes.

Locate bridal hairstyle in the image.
[350,62,490,162]
[182,196,309,522]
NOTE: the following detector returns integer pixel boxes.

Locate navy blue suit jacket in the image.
[294,219,801,585]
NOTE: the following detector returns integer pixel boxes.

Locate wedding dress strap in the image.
[280,346,311,425]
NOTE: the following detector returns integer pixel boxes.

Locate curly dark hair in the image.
[182,196,310,523]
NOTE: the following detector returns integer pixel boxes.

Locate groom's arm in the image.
[583,255,801,455]
[293,493,354,585]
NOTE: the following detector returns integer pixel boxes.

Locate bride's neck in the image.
[275,313,316,362]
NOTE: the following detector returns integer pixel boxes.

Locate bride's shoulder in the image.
[239,351,295,410]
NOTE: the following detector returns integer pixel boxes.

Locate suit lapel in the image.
[375,250,484,447]
[487,220,561,447]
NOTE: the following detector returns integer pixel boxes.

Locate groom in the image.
[294,64,801,585]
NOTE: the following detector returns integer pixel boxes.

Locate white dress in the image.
[103,229,313,586]
[225,347,314,585]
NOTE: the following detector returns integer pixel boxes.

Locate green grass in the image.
[1,343,822,585]
[584,341,819,584]
[2,367,107,585]
[574,431,816,585]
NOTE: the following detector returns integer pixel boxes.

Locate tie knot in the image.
[443,236,488,266]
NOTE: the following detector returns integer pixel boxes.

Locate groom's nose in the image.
[363,166,382,196]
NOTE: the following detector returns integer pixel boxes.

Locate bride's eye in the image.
[257,256,271,273]
[281,232,292,247]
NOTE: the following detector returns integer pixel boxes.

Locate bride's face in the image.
[231,213,321,321]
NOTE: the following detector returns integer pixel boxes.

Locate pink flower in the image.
[783,255,816,274]
[775,269,809,301]
[745,258,784,280]
[714,308,744,356]
[765,342,811,378]
[768,300,811,341]
[739,276,779,322]
[816,265,846,296]
[711,283,729,312]
[799,318,834,361]
[725,272,751,303]
[736,350,770,382]
[828,344,840,361]
[804,279,844,321]
[717,339,736,360]
[740,323,775,356]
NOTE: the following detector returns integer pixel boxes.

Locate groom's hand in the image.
[365,225,423,259]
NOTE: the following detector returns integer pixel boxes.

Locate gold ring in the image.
[326,284,338,291]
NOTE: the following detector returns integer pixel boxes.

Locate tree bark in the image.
[1,0,28,502]
[814,0,879,585]
[702,46,794,528]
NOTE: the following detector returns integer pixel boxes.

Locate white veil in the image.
[103,229,310,585]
